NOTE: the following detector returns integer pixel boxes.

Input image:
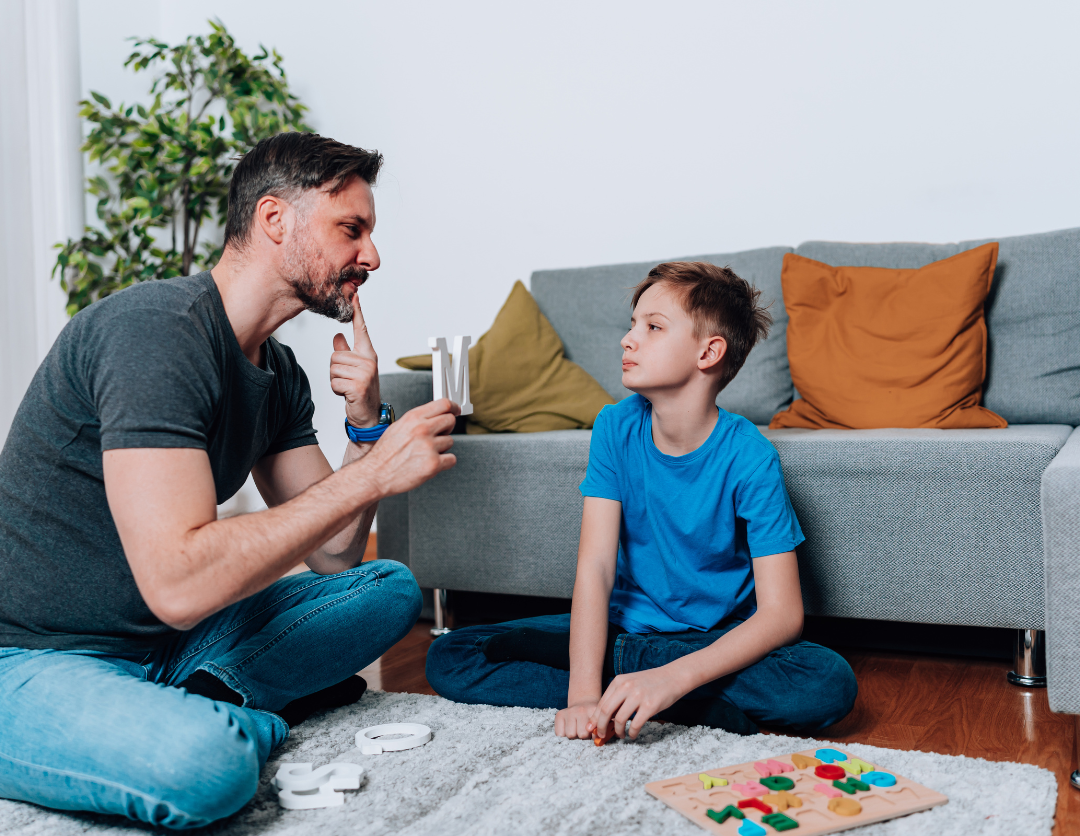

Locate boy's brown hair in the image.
[632,261,772,391]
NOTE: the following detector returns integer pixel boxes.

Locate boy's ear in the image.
[698,335,727,372]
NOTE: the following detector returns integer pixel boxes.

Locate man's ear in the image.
[699,335,728,371]
[254,195,289,245]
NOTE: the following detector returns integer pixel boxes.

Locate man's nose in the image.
[358,239,380,272]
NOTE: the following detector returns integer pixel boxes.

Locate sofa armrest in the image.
[375,372,432,567]
[1044,426,1080,714]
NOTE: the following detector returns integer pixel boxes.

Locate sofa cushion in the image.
[773,245,1006,430]
[530,246,794,425]
[795,227,1080,425]
[764,424,1072,629]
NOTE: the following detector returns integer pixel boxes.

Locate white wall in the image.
[0,0,84,443]
[67,0,1080,485]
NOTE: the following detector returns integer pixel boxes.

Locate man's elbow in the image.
[143,589,205,632]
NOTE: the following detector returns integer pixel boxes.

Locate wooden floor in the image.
[356,534,1077,832]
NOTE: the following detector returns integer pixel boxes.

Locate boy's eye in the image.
[649,324,660,331]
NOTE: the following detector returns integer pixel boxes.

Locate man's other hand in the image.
[360,398,460,497]
[332,292,381,428]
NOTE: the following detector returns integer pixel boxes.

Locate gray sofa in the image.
[378,227,1080,778]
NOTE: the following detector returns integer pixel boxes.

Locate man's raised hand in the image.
[361,399,460,498]
[332,292,381,429]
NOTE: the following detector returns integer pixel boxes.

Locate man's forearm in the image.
[163,459,384,629]
[305,439,377,573]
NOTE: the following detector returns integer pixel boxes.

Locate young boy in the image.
[426,261,856,739]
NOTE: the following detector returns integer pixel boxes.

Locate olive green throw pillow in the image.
[396,280,615,433]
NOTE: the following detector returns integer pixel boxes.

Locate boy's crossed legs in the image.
[427,613,857,735]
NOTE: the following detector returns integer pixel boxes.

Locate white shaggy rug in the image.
[0,690,1058,835]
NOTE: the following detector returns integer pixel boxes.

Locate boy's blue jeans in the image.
[0,560,421,830]
[426,613,857,733]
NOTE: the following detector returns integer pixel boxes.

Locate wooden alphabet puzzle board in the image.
[645,747,947,835]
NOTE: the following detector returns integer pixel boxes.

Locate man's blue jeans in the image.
[0,559,421,829]
[426,614,857,733]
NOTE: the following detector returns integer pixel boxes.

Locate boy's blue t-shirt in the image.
[579,394,804,635]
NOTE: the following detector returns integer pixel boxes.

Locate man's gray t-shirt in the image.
[0,271,318,653]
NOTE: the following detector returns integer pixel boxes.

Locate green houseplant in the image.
[55,20,311,315]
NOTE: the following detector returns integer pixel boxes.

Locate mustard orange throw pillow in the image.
[769,243,1007,430]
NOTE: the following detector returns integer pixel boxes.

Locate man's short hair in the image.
[223,132,384,249]
[632,261,772,391]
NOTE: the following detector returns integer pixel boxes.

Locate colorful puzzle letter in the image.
[791,753,821,769]
[699,773,728,789]
[828,797,863,816]
[761,812,799,831]
[814,783,842,798]
[760,775,795,791]
[706,805,744,823]
[738,820,767,836]
[839,757,875,775]
[861,770,897,787]
[763,790,802,811]
[732,780,769,797]
[815,748,848,763]
[737,798,772,814]
[754,759,794,777]
[815,764,846,780]
[833,776,870,794]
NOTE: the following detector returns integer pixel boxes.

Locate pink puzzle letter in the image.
[732,781,769,798]
[754,759,795,777]
[814,783,843,798]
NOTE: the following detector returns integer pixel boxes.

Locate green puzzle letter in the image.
[760,775,795,791]
[761,812,799,831]
[706,805,745,824]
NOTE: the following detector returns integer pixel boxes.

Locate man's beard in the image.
[283,230,368,323]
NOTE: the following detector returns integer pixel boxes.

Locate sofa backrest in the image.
[796,227,1080,425]
[530,246,794,425]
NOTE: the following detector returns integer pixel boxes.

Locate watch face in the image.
[379,403,395,425]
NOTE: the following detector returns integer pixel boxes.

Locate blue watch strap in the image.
[345,419,390,443]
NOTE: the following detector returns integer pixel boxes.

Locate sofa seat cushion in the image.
[408,431,592,597]
[764,424,1072,628]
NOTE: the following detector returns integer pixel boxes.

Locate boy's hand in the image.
[589,666,689,740]
[554,701,599,739]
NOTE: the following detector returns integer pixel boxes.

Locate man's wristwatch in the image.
[345,402,395,443]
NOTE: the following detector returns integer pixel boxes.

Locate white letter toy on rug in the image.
[273,762,364,810]
[356,722,432,755]
[429,336,473,415]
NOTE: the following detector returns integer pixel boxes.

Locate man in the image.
[0,133,458,827]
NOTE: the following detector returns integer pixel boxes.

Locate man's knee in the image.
[374,559,422,635]
[150,706,262,827]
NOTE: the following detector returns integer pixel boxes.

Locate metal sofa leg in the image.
[1007,629,1046,687]
[430,588,452,637]
[1073,715,1080,791]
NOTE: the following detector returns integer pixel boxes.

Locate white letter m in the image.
[428,336,473,415]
